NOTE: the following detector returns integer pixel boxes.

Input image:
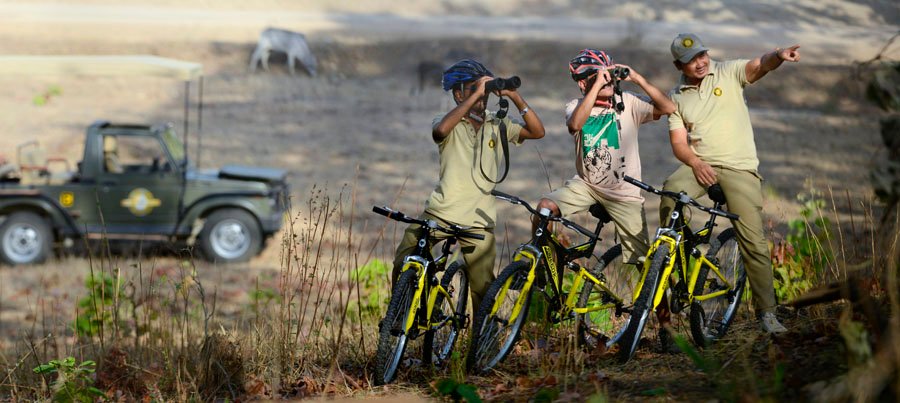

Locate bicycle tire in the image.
[576,244,637,351]
[422,261,469,367]
[617,243,668,362]
[374,269,418,385]
[689,228,747,347]
[466,260,532,374]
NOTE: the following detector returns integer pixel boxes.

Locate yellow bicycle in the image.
[617,175,747,361]
[372,206,484,385]
[466,190,635,374]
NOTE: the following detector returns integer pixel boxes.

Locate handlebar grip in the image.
[490,189,517,201]
[372,205,392,217]
[623,175,652,191]
[458,231,486,241]
[709,208,740,221]
[562,219,598,241]
[724,211,740,220]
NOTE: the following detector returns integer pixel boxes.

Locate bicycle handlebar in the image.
[372,206,486,240]
[623,175,740,220]
[490,190,598,241]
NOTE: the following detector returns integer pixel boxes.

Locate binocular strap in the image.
[479,119,510,185]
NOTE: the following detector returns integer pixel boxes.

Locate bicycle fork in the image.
[489,250,540,325]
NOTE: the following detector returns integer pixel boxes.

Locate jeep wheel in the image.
[0,212,52,265]
[199,209,262,263]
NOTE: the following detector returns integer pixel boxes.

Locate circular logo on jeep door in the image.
[120,188,162,216]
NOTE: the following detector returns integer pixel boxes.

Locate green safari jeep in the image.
[0,120,288,264]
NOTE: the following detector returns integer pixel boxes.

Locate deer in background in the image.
[249,28,318,77]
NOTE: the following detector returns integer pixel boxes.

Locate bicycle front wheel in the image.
[466,260,532,374]
[690,228,747,347]
[617,243,668,362]
[374,269,418,385]
[576,244,636,351]
[423,261,469,366]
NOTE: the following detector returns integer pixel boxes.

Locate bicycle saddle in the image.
[589,203,612,224]
[708,184,727,205]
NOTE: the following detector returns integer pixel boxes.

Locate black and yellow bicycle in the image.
[466,190,634,374]
[617,175,747,361]
[372,206,484,385]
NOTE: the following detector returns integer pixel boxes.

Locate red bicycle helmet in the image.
[569,49,613,81]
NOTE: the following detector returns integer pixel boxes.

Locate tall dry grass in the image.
[0,181,897,401]
[0,185,383,401]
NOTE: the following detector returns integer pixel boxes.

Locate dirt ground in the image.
[1,0,898,400]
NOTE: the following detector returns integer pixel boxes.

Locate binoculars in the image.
[485,76,521,92]
[611,67,629,80]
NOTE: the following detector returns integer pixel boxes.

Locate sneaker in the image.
[759,312,787,334]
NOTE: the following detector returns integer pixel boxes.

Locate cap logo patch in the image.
[713,87,723,96]
[682,38,694,48]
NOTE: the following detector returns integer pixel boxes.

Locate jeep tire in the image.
[198,208,262,263]
[0,212,52,265]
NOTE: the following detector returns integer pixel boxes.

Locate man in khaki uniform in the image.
[392,59,545,310]
[663,33,800,334]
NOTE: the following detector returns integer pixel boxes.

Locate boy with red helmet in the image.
[537,49,673,265]
[536,49,676,351]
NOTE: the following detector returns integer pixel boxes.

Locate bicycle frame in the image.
[490,210,623,325]
[639,194,736,311]
[399,225,460,336]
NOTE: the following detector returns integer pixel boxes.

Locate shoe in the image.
[658,326,680,354]
[759,312,787,334]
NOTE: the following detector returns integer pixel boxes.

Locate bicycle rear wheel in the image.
[576,244,636,351]
[423,261,469,366]
[617,243,668,362]
[690,228,746,347]
[466,260,532,374]
[374,269,418,385]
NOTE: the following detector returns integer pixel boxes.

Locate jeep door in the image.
[94,133,182,235]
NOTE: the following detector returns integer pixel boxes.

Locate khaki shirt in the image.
[425,111,523,228]
[669,59,759,171]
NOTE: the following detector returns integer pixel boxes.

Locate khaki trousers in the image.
[659,165,777,313]
[391,212,496,311]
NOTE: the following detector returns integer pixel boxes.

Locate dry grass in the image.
[0,183,898,401]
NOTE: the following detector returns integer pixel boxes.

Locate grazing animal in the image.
[249,28,318,76]
[415,60,445,94]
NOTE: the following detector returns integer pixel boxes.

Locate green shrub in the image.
[32,357,104,402]
[74,272,123,337]
[348,259,391,320]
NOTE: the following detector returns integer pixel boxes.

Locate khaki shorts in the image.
[545,177,649,264]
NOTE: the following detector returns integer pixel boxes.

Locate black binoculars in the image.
[611,67,629,80]
[485,76,521,92]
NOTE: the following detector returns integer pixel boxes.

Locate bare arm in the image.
[617,64,676,118]
[566,72,607,135]
[745,44,801,84]
[501,90,545,140]
[670,127,717,187]
[432,76,491,142]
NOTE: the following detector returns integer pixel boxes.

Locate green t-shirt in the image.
[669,59,759,171]
[425,112,523,228]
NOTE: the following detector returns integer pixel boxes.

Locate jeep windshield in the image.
[161,127,185,163]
